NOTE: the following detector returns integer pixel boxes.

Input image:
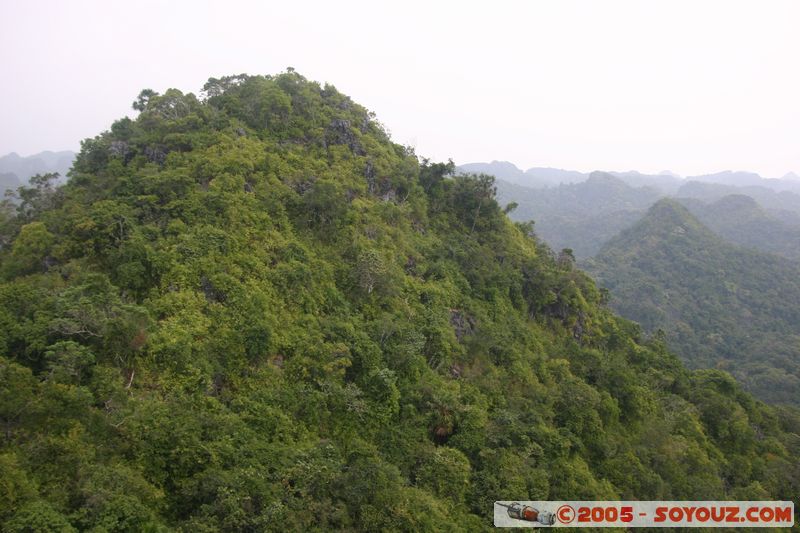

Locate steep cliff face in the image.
[0,73,797,531]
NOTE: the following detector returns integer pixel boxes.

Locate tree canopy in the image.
[587,199,800,406]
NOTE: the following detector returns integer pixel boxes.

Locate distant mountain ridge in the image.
[783,171,800,181]
[0,150,76,193]
[0,172,21,195]
[677,180,800,215]
[494,172,662,257]
[470,160,800,260]
[459,161,800,194]
[457,161,586,187]
[458,161,686,192]
[678,195,800,261]
[687,170,800,194]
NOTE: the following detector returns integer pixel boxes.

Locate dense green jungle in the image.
[0,72,797,531]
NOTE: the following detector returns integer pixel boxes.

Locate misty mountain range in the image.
[462,162,800,260]
[459,160,800,194]
[0,150,76,194]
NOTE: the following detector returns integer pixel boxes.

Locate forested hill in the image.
[0,72,798,531]
[586,199,800,406]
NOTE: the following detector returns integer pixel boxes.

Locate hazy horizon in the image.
[6,150,798,183]
[1,0,798,179]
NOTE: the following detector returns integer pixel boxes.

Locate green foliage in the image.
[2,222,53,278]
[414,446,471,504]
[0,71,797,531]
[587,199,800,405]
[3,500,76,533]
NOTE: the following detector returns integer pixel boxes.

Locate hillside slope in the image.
[586,199,800,406]
[0,73,798,531]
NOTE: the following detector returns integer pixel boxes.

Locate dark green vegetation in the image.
[586,199,800,406]
[1,72,798,531]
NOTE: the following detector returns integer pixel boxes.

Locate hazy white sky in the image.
[1,0,798,178]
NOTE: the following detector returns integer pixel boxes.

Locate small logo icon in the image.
[557,504,576,524]
[496,502,556,525]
